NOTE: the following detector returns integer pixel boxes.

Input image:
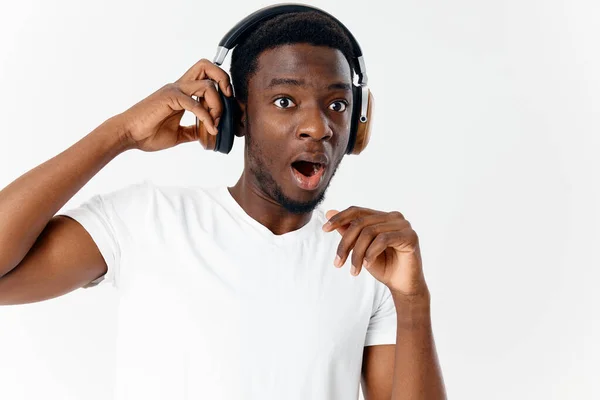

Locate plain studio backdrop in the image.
[0,0,598,399]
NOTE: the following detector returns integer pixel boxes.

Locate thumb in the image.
[325,209,349,236]
[176,125,199,144]
[177,122,217,149]
[325,209,339,220]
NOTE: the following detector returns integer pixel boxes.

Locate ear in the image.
[235,101,247,138]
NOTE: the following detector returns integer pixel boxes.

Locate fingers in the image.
[324,209,346,235]
[166,85,218,136]
[323,206,387,233]
[178,79,223,122]
[327,209,412,277]
[351,222,412,276]
[325,210,339,220]
[333,214,403,270]
[177,58,232,97]
[176,124,204,145]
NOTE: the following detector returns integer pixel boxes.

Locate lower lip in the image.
[290,165,326,191]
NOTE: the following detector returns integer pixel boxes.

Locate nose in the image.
[296,105,333,142]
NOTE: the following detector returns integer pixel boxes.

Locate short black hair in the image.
[230,11,355,103]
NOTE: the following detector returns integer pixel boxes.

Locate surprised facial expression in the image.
[242,43,353,214]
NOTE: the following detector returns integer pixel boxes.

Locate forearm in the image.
[391,292,447,400]
[0,116,131,277]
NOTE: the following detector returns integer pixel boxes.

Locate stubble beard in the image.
[244,118,343,215]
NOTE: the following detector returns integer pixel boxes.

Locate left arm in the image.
[323,206,447,399]
[361,344,394,400]
[389,291,445,399]
[361,293,445,400]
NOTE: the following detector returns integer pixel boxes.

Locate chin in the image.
[275,178,330,215]
[276,190,326,215]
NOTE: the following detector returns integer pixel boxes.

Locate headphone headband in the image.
[213,3,368,85]
[196,3,373,155]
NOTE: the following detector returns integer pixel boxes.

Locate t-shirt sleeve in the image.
[364,282,398,346]
[58,181,148,289]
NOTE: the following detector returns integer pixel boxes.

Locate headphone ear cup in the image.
[213,87,238,154]
[195,96,217,151]
[194,87,238,154]
[233,98,244,137]
[350,89,374,155]
[194,84,240,154]
[346,85,361,155]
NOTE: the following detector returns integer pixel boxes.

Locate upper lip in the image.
[291,152,329,166]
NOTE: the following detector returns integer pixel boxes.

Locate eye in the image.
[273,97,296,109]
[329,101,348,112]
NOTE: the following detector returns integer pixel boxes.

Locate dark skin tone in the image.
[229,43,351,235]
[228,44,446,399]
[0,43,445,399]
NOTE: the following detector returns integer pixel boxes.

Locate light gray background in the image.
[0,0,598,399]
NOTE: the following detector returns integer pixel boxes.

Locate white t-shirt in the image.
[60,181,397,400]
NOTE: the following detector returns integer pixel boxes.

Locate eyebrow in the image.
[266,78,352,91]
[267,78,305,88]
[327,82,352,91]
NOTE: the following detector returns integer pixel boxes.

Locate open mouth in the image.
[290,160,326,191]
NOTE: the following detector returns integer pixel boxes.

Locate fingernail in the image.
[322,221,331,231]
[215,117,221,128]
[363,260,369,269]
[351,265,357,275]
[334,255,341,267]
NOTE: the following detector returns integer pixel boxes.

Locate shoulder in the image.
[136,180,219,203]
[95,180,218,216]
[138,181,230,219]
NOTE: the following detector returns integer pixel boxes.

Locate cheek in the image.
[252,109,292,149]
[332,117,351,152]
[256,107,294,133]
[247,121,288,169]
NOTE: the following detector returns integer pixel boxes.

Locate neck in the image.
[228,172,313,236]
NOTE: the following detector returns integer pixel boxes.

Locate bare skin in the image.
[0,44,446,399]
[0,58,231,303]
[229,43,352,234]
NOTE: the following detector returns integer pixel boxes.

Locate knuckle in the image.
[193,102,205,113]
[166,83,181,96]
[207,83,221,95]
[376,232,391,243]
[363,225,376,236]
[351,217,364,227]
[389,211,404,219]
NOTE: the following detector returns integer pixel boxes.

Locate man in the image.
[0,9,446,400]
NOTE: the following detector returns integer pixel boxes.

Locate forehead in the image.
[250,43,352,89]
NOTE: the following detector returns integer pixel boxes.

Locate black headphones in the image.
[196,3,374,155]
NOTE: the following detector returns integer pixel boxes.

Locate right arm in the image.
[0,59,231,305]
[0,119,131,304]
